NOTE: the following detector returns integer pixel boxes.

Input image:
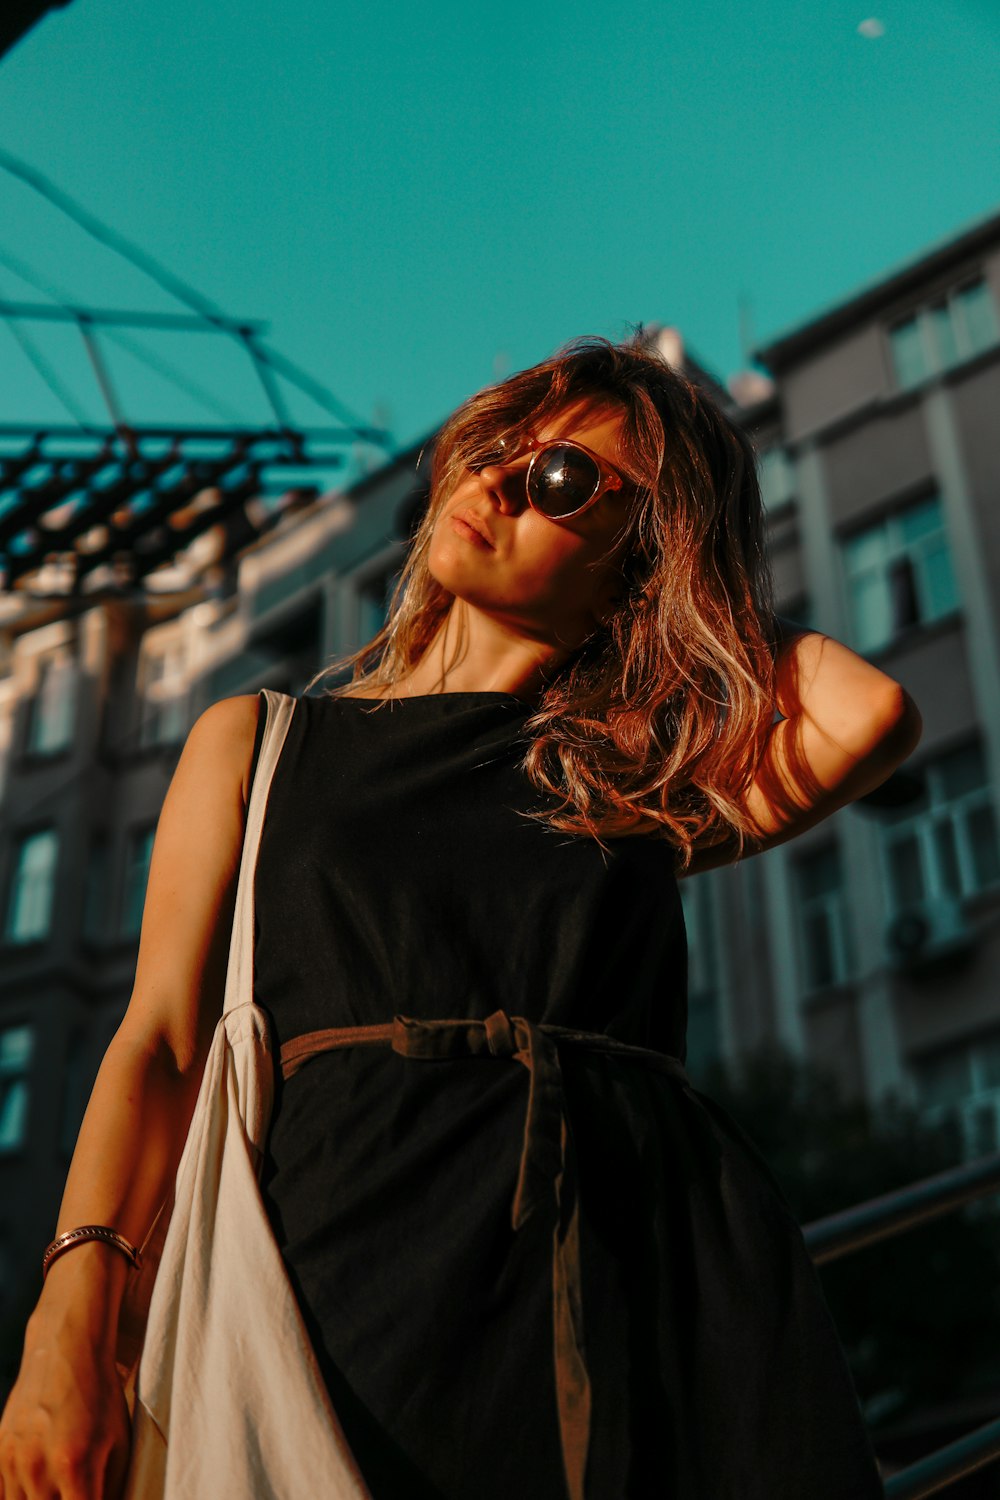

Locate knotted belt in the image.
[279,1009,690,1500]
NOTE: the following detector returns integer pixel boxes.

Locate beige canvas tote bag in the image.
[119,688,372,1499]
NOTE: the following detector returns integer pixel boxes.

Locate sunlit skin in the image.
[353,397,636,704]
[347,395,923,867]
[0,389,923,1498]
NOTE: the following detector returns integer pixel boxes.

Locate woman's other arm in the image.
[683,620,923,876]
[0,692,261,1500]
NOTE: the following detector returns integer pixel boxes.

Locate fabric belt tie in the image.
[279,1009,689,1500]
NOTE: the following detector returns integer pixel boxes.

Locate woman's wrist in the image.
[30,1239,133,1352]
[43,1224,142,1281]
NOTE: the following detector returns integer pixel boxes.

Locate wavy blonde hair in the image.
[306,332,786,871]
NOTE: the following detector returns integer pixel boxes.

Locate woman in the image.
[0,334,919,1498]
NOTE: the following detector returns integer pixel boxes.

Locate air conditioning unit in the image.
[884,896,975,970]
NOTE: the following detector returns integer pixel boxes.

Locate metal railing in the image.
[801,1151,1000,1497]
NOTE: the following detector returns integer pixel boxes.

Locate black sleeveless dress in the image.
[247,690,884,1500]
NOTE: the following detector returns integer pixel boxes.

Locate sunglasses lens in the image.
[528,444,601,518]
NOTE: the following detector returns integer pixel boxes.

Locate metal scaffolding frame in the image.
[0,150,396,609]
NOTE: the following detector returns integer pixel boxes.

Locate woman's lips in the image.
[450,513,494,548]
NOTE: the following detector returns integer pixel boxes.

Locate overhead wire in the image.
[0,240,249,428]
[0,148,398,829]
[97,325,249,427]
[0,148,394,451]
[0,281,98,432]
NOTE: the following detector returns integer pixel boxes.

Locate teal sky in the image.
[0,0,997,478]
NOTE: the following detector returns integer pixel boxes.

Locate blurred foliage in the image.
[697,1039,1000,1433]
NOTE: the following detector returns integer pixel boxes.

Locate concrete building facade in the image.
[0,442,427,1345]
[1,214,999,1428]
[706,208,1000,1163]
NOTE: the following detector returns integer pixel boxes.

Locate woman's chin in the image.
[427,557,500,609]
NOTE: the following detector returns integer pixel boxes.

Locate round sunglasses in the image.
[467,432,626,521]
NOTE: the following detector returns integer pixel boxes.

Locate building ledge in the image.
[783,339,1000,454]
[752,207,1000,372]
[863,608,964,670]
[799,977,859,1010]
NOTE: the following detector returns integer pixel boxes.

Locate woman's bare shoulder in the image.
[116,692,265,1067]
[188,693,264,808]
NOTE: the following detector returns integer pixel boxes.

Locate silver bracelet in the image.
[42,1224,143,1281]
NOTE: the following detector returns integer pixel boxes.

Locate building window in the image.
[358,565,401,646]
[757,445,794,511]
[120,825,156,939]
[956,279,999,354]
[81,834,109,945]
[679,876,717,1001]
[792,842,854,990]
[678,877,721,1073]
[5,828,59,943]
[878,739,1000,912]
[26,647,77,755]
[0,1024,34,1153]
[138,641,187,748]
[888,276,999,391]
[912,1030,1000,1161]
[841,494,959,653]
[889,317,926,389]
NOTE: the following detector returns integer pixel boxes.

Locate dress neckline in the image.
[335,691,535,708]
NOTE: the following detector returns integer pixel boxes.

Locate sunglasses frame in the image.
[470,433,626,522]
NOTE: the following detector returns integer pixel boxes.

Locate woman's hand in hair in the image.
[684,626,922,874]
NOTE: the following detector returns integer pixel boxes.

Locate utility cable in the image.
[0,298,98,432]
[0,148,392,449]
[0,240,281,429]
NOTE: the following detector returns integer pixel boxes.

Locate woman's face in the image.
[427,397,636,649]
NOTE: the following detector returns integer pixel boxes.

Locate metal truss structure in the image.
[0,416,376,600]
[0,151,396,616]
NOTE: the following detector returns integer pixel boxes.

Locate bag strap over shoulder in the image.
[223,689,296,1017]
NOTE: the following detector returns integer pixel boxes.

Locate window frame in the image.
[0,1020,35,1155]
[839,491,960,654]
[25,645,77,758]
[791,840,855,992]
[877,738,1000,913]
[912,1029,1000,1163]
[886,274,999,392]
[4,824,60,945]
[678,873,718,1003]
[137,636,188,749]
[756,443,795,513]
[677,875,722,1073]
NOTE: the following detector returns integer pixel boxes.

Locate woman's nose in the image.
[475,462,526,512]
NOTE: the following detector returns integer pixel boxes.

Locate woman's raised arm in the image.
[0,692,261,1500]
[683,621,923,876]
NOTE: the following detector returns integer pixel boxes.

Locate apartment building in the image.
[696,208,1000,1160]
[2,209,999,1360]
[0,441,428,1334]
